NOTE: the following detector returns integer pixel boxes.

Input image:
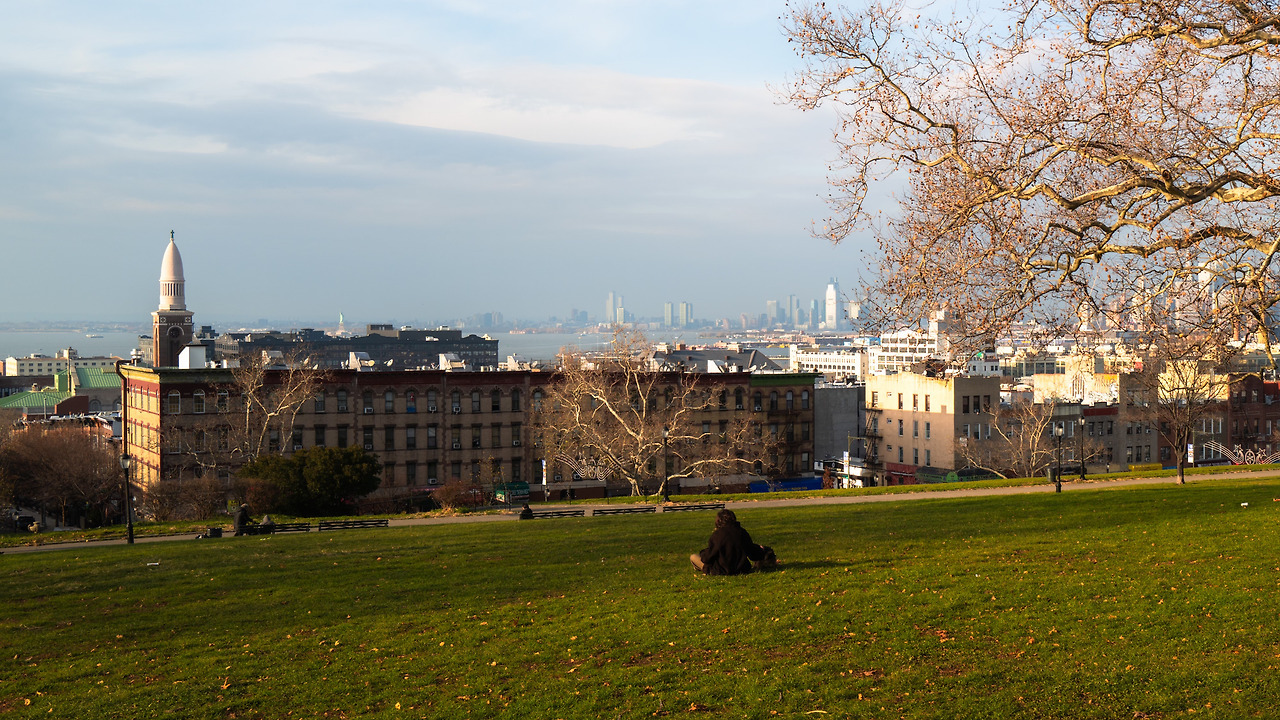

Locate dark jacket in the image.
[698,521,765,576]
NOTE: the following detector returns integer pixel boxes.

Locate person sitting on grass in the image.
[690,509,772,576]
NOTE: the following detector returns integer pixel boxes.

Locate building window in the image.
[384,426,395,450]
[314,426,326,447]
[511,460,521,482]
[363,426,374,450]
[800,422,809,441]
[472,390,482,413]
[363,391,374,413]
[427,460,439,484]
[406,426,417,450]
[913,420,918,437]
[450,461,461,482]
[385,390,395,413]
[427,424,438,449]
[217,390,229,411]
[269,429,280,453]
[925,422,931,439]
[924,395,930,412]
[336,390,348,413]
[801,390,809,410]
[898,446,904,463]
[491,389,502,412]
[898,419,904,436]
[451,391,462,413]
[166,391,181,415]
[532,390,543,411]
[192,390,205,414]
[753,392,763,412]
[406,390,417,413]
[735,389,744,410]
[511,422,522,446]
[785,391,794,410]
[913,394,918,410]
[926,449,931,465]
[769,392,778,411]
[962,396,970,414]
[471,424,482,448]
[337,425,349,448]
[871,391,878,407]
[427,389,438,411]
[314,391,326,413]
[384,462,396,484]
[511,389,522,412]
[406,461,418,486]
[913,448,918,465]
[492,423,503,448]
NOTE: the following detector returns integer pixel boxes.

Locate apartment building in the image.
[864,372,1002,484]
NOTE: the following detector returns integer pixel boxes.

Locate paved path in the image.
[6,469,1279,556]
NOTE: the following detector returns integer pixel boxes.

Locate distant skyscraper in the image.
[605,292,615,324]
[663,301,674,328]
[824,279,842,331]
[809,299,819,330]
[788,294,799,328]
[766,299,779,326]
[679,301,693,328]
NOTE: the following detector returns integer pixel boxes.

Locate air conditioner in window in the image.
[451,441,461,449]
[452,406,461,414]
[512,439,521,447]
[292,444,303,451]
[427,404,437,413]
[363,407,374,414]
[363,443,374,450]
[428,478,438,485]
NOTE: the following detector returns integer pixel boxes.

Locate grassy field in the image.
[5,478,1280,719]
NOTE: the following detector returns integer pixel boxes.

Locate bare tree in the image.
[534,330,776,497]
[784,1,1280,353]
[6,425,119,526]
[955,401,1061,480]
[167,351,325,480]
[1136,338,1231,484]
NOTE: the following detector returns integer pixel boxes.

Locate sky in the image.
[0,0,877,327]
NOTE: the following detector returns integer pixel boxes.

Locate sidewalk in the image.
[6,469,1277,555]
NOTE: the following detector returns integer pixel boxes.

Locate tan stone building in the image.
[864,372,1002,484]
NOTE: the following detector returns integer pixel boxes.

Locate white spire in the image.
[159,231,186,311]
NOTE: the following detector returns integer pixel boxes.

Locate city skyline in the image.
[1,1,883,324]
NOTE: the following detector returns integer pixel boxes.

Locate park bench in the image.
[660,502,726,513]
[316,518,390,532]
[530,509,586,519]
[271,522,312,533]
[593,506,657,516]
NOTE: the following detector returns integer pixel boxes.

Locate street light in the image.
[661,426,671,503]
[1053,423,1064,493]
[1078,416,1087,481]
[119,453,134,544]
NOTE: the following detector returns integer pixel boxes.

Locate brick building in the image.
[119,364,817,501]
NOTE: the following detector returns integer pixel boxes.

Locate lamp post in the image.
[1053,423,1064,493]
[119,454,134,544]
[661,426,670,503]
[1078,416,1087,481]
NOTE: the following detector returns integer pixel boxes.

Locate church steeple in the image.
[159,230,186,311]
[151,231,194,368]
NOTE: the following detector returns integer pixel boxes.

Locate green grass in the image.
[5,478,1280,718]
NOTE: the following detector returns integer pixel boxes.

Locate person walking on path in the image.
[233,504,251,536]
